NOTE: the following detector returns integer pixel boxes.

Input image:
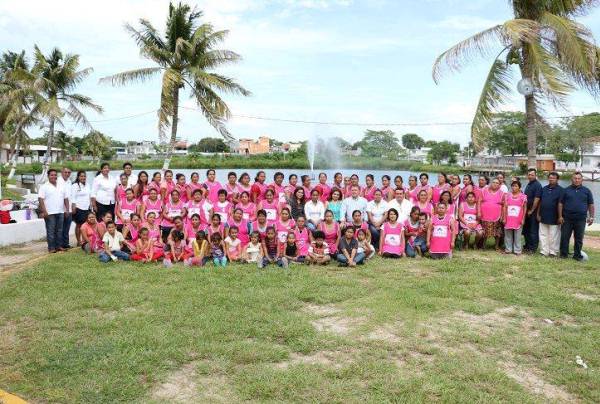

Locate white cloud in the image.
[434,15,502,31]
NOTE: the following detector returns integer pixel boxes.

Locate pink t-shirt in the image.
[504,193,527,230]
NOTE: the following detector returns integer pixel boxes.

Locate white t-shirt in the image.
[124,173,138,189]
[500,184,509,193]
[71,182,91,210]
[245,242,261,263]
[387,198,413,223]
[103,231,124,251]
[57,176,72,201]
[92,174,118,205]
[225,236,241,253]
[304,200,325,223]
[39,182,67,215]
[367,200,388,222]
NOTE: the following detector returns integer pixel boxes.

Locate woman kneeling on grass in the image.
[427,203,456,259]
[80,212,105,254]
[99,221,130,263]
[379,208,404,258]
[131,227,164,263]
[458,192,483,250]
[336,227,365,267]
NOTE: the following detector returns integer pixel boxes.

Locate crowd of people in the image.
[37,162,595,267]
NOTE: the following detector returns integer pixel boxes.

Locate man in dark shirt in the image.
[536,172,563,256]
[559,172,595,261]
[523,168,542,253]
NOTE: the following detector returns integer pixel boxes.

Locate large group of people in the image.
[37,162,595,267]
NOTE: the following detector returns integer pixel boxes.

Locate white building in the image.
[579,137,600,171]
[1,144,64,164]
[127,141,157,155]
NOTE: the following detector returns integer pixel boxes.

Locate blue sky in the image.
[1,0,599,146]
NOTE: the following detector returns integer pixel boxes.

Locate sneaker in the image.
[163,259,173,268]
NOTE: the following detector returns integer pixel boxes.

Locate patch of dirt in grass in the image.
[572,292,598,302]
[87,306,144,320]
[0,321,18,349]
[275,349,355,369]
[501,361,580,403]
[449,307,522,337]
[583,236,600,250]
[302,303,340,317]
[366,322,403,343]
[152,362,236,403]
[303,303,365,336]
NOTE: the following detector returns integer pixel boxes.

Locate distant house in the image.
[471,151,556,171]
[231,136,270,155]
[172,140,189,155]
[406,147,431,163]
[285,142,303,153]
[579,136,600,170]
[0,144,64,164]
[127,141,157,155]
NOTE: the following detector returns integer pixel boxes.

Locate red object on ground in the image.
[0,210,11,224]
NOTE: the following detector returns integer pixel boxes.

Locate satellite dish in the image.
[517,78,534,96]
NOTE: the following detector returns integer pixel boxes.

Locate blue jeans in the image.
[405,237,427,257]
[368,224,381,250]
[99,250,130,263]
[560,218,586,260]
[523,214,539,252]
[44,214,64,251]
[336,252,366,265]
[62,213,72,248]
[213,256,227,267]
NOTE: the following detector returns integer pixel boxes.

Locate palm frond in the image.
[187,69,251,96]
[526,41,573,108]
[190,85,234,141]
[99,67,162,86]
[471,59,513,151]
[157,68,181,141]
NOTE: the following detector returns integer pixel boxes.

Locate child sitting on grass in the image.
[336,226,364,267]
[131,227,164,263]
[209,232,227,267]
[99,221,130,263]
[259,226,281,268]
[189,230,209,266]
[356,229,375,260]
[224,226,242,263]
[306,230,331,265]
[243,231,262,264]
[279,232,299,268]
[163,231,190,267]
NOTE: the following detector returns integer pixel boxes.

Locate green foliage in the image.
[427,141,461,165]
[189,137,230,153]
[486,111,527,156]
[354,130,401,158]
[82,130,112,162]
[542,113,600,165]
[401,133,425,150]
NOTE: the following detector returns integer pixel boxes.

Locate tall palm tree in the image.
[30,46,102,183]
[433,0,599,168]
[100,2,250,169]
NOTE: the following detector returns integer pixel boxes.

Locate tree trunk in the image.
[162,87,179,171]
[525,94,537,169]
[7,138,20,180]
[38,117,55,188]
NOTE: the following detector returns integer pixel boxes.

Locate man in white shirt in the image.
[91,164,118,220]
[38,169,70,253]
[366,189,388,249]
[304,189,326,230]
[57,167,73,249]
[341,185,368,223]
[122,162,137,188]
[387,188,413,223]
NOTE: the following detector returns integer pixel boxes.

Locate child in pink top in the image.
[227,208,250,247]
[293,216,311,257]
[503,180,527,255]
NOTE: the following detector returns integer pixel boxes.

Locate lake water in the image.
[77,168,600,220]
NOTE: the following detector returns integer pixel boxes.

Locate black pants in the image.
[95,203,115,221]
[62,213,72,248]
[523,214,539,252]
[560,218,586,260]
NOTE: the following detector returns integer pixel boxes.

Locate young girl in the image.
[427,203,455,259]
[160,170,176,202]
[259,188,281,224]
[134,171,149,201]
[404,207,425,258]
[189,230,209,266]
[131,227,164,263]
[319,210,340,257]
[503,180,527,255]
[243,231,262,264]
[327,189,343,222]
[259,226,280,268]
[209,232,227,267]
[227,208,250,247]
[186,172,204,202]
[224,226,243,263]
[275,207,296,245]
[161,190,187,241]
[337,227,363,267]
[379,208,404,258]
[293,216,311,260]
[237,191,256,222]
[279,232,299,268]
[207,214,225,239]
[174,173,188,203]
[356,229,375,260]
[122,213,143,252]
[458,192,483,250]
[143,212,164,257]
[185,214,204,246]
[163,230,191,267]
[115,188,140,232]
[141,188,163,221]
[251,210,269,240]
[306,230,331,265]
[213,189,232,224]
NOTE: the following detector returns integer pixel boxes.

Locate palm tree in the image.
[30,46,102,183]
[433,0,600,168]
[100,1,250,170]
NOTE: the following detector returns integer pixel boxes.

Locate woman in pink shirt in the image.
[503,180,527,255]
[478,178,504,251]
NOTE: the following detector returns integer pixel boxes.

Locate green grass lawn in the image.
[1,249,599,403]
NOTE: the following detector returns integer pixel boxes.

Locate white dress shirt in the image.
[57,176,72,202]
[387,198,413,223]
[367,200,388,223]
[304,200,326,224]
[92,174,118,205]
[39,182,67,215]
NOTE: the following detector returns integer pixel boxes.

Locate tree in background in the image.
[353,130,401,158]
[83,130,112,163]
[402,133,425,150]
[433,0,600,168]
[428,141,460,165]
[545,112,600,167]
[190,137,230,153]
[486,111,527,156]
[101,2,250,170]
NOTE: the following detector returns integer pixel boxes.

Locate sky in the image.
[1,0,599,147]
